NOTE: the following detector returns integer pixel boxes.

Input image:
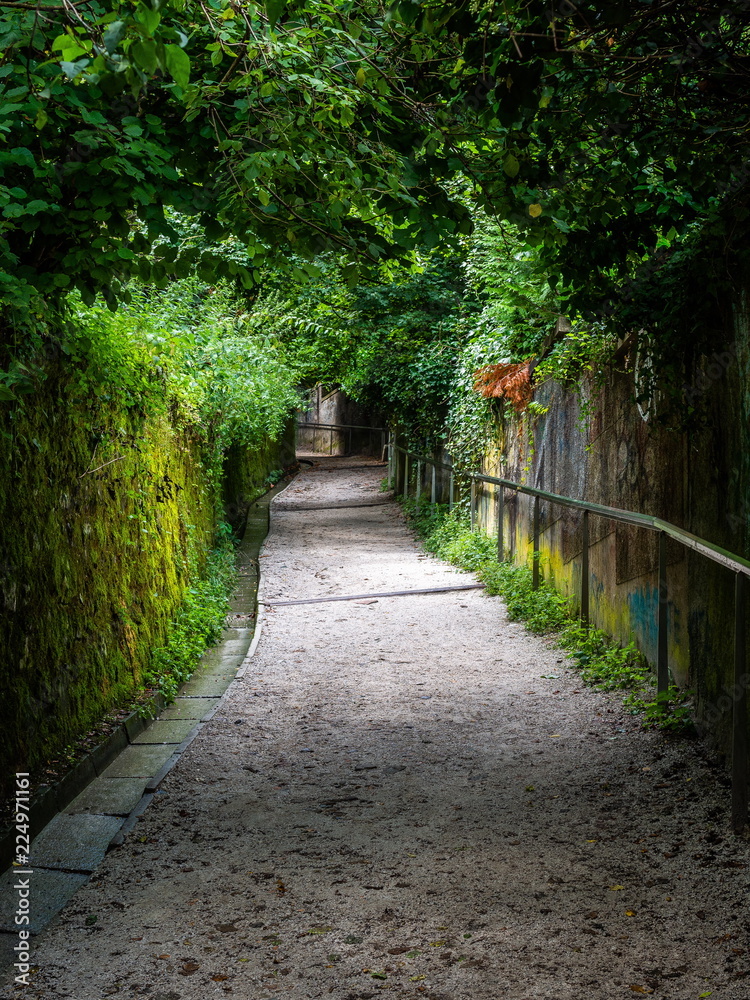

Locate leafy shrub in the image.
[143,530,238,703]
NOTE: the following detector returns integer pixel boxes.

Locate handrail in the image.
[297,420,386,432]
[396,446,750,576]
[470,472,750,578]
[297,421,387,457]
[389,437,749,832]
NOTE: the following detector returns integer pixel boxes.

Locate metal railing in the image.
[389,436,750,831]
[297,421,387,456]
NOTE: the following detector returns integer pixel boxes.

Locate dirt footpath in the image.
[6,456,750,1000]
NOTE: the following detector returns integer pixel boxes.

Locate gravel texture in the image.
[5,455,750,1000]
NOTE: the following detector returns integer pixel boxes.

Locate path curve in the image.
[5,456,749,999]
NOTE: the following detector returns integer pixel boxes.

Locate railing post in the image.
[470,479,476,529]
[732,571,748,833]
[431,463,437,505]
[657,530,668,695]
[330,425,334,455]
[532,494,540,590]
[581,509,590,625]
[416,461,422,505]
[497,485,504,562]
[404,452,410,497]
[449,471,454,510]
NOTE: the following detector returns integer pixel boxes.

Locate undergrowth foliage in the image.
[144,526,238,706]
[400,495,695,734]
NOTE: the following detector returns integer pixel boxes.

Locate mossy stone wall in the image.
[0,370,290,795]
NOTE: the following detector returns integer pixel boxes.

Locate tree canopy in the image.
[1,0,749,329]
[0,0,470,320]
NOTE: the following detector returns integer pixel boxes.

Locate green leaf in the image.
[132,39,158,75]
[135,3,161,35]
[103,20,126,54]
[503,153,520,178]
[265,0,288,29]
[164,45,190,89]
[60,60,88,80]
[25,200,51,215]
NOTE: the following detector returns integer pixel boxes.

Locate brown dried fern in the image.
[473,361,533,412]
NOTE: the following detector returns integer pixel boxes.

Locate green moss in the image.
[0,367,292,798]
[144,530,238,703]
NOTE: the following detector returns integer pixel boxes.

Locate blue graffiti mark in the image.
[628,586,659,661]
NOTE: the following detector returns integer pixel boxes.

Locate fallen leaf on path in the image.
[629,986,653,994]
[609,885,625,891]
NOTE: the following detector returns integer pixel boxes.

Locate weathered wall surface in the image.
[0,369,292,792]
[298,385,386,457]
[470,317,750,758]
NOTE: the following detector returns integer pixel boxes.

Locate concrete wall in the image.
[468,319,750,758]
[297,385,386,457]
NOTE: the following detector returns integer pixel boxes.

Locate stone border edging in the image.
[0,695,167,873]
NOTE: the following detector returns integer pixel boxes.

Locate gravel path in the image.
[6,456,750,1000]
